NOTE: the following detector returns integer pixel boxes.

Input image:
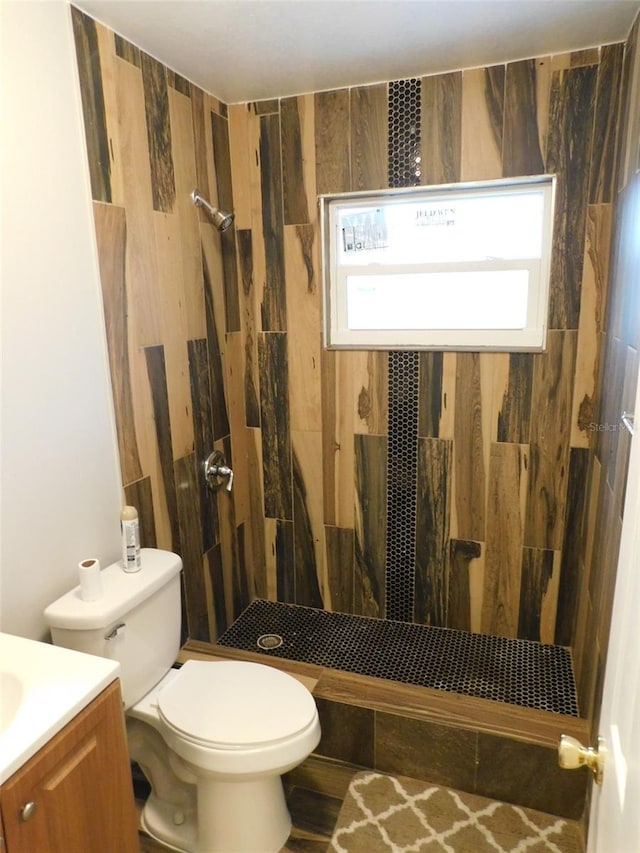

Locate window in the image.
[320,176,556,351]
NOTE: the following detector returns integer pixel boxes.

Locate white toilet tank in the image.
[44,548,182,709]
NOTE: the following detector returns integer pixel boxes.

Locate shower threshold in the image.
[216,599,579,717]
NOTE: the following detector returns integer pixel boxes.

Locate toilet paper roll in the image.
[78,558,103,601]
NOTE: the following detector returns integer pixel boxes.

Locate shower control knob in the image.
[204,450,234,492]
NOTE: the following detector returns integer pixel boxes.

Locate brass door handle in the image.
[558,734,605,784]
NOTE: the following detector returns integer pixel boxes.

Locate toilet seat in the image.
[157,659,317,749]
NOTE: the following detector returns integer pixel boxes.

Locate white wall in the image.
[1,1,122,640]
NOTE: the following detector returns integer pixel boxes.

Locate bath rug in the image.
[327,772,584,853]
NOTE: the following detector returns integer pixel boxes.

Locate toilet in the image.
[44,548,321,853]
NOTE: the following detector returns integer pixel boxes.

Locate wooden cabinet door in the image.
[1,680,139,853]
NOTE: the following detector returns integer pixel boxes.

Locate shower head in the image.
[191,189,235,232]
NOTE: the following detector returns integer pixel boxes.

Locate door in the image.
[587,367,640,852]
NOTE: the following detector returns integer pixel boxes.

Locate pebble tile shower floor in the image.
[217,599,579,716]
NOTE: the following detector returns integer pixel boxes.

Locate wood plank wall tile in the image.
[201,241,231,440]
[418,352,443,438]
[187,338,220,554]
[259,113,287,331]
[144,345,181,554]
[236,228,261,427]
[354,434,387,618]
[483,443,529,637]
[461,66,504,180]
[292,441,325,608]
[325,526,354,613]
[589,44,625,204]
[503,59,545,177]
[189,86,210,197]
[168,89,205,341]
[140,52,175,213]
[315,90,351,194]
[281,96,311,224]
[571,204,612,446]
[525,331,577,551]
[259,332,293,520]
[448,540,482,632]
[174,454,209,641]
[71,8,111,203]
[453,353,485,542]
[415,438,452,626]
[114,55,162,346]
[421,72,462,184]
[518,548,555,641]
[350,84,388,191]
[210,111,241,332]
[547,64,598,330]
[92,202,142,485]
[497,354,534,444]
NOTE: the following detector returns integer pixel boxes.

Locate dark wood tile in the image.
[166,69,191,97]
[187,338,220,553]
[454,353,485,541]
[476,733,588,819]
[202,248,231,439]
[448,539,482,631]
[375,712,477,793]
[92,203,143,486]
[259,332,293,519]
[140,52,175,213]
[418,352,443,438]
[503,59,545,177]
[350,84,388,191]
[284,786,343,847]
[483,443,527,637]
[315,699,375,767]
[260,113,287,331]
[518,547,554,641]
[114,33,141,67]
[415,438,452,625]
[354,434,387,618]
[174,453,209,642]
[315,89,351,194]
[421,72,462,184]
[293,449,324,608]
[236,229,261,428]
[281,97,311,224]
[190,86,209,196]
[71,8,111,202]
[253,99,280,115]
[144,345,181,553]
[555,448,589,646]
[589,43,625,204]
[210,111,241,332]
[497,353,533,444]
[325,526,354,614]
[547,64,598,330]
[277,519,295,603]
[525,331,577,551]
[205,544,228,638]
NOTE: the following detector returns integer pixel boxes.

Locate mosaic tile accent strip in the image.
[328,772,584,853]
[385,351,420,622]
[385,80,422,622]
[388,79,422,188]
[217,599,579,716]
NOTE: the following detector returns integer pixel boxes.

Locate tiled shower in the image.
[71,1,639,754]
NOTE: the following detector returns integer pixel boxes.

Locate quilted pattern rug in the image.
[327,772,584,853]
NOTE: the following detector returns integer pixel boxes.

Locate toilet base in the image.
[196,774,291,853]
[141,791,197,852]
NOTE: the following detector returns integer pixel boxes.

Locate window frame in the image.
[320,175,556,352]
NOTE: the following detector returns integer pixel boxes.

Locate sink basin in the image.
[0,632,120,784]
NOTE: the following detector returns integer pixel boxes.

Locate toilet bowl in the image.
[44,549,321,853]
[130,659,321,852]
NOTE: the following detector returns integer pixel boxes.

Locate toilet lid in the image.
[156,659,318,748]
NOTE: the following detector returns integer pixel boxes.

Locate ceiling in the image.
[73,0,640,103]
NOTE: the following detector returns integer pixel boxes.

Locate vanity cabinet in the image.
[0,680,139,852]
